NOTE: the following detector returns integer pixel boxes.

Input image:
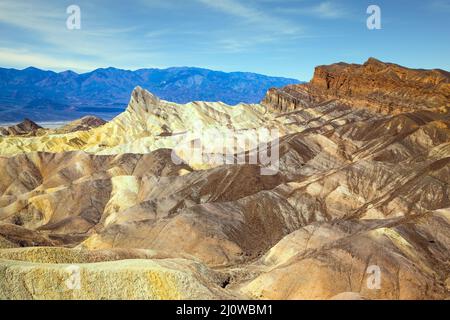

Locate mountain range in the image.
[0,66,300,122]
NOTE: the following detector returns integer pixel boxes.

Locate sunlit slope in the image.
[0,87,284,157]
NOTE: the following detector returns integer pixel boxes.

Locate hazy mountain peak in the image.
[59,70,78,76]
[22,66,43,72]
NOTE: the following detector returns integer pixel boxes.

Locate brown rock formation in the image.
[55,116,107,134]
[263,58,450,114]
[0,118,44,136]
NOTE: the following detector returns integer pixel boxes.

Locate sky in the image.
[0,0,449,80]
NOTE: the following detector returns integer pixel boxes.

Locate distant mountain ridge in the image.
[0,66,301,122]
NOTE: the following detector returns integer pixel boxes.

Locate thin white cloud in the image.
[431,0,450,12]
[0,0,338,71]
[197,0,263,21]
[144,29,172,39]
[0,48,101,72]
[196,0,301,35]
[276,1,349,19]
[0,0,161,69]
[0,1,60,33]
[310,2,347,18]
[0,46,164,72]
[217,35,279,53]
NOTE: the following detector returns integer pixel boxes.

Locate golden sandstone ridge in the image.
[0,59,449,300]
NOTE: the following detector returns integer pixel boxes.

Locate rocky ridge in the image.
[263,58,450,115]
[54,116,107,134]
[0,119,44,136]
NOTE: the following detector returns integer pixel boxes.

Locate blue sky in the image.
[0,0,448,80]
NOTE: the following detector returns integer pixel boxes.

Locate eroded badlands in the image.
[0,59,449,299]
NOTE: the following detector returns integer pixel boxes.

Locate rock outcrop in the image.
[0,119,44,136]
[0,250,233,300]
[55,116,107,134]
[263,58,450,115]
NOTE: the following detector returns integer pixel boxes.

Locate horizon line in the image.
[0,65,302,81]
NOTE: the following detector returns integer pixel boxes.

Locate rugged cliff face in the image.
[263,58,450,114]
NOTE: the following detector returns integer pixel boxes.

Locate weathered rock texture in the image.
[263,58,450,115]
[0,59,449,300]
[0,119,44,136]
[0,255,232,300]
[54,116,107,134]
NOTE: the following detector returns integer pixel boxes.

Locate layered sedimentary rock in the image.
[0,116,107,138]
[242,209,450,300]
[0,59,449,300]
[0,248,233,300]
[54,116,107,134]
[263,58,450,115]
[0,119,44,136]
